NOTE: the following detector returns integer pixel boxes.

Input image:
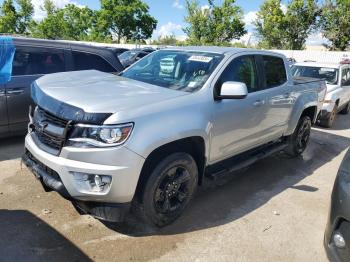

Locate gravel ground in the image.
[1,115,349,262]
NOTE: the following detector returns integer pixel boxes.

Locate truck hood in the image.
[33,70,188,118]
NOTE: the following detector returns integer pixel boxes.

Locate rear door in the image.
[258,55,293,139]
[6,46,67,133]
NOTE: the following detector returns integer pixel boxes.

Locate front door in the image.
[210,55,268,163]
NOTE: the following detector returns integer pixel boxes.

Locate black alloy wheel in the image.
[137,153,198,227]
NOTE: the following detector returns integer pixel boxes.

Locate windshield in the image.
[120,50,223,93]
[118,51,137,61]
[292,65,339,85]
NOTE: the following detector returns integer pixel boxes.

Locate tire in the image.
[285,115,312,157]
[339,102,350,115]
[319,104,338,128]
[137,152,198,227]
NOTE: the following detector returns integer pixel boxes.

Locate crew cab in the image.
[292,61,350,127]
[22,47,326,227]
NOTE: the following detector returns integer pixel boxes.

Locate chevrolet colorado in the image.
[23,47,326,227]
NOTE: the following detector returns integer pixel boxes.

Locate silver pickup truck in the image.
[22,47,326,227]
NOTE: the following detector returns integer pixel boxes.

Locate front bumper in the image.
[324,150,350,261]
[23,133,145,221]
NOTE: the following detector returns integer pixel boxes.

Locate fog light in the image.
[333,232,346,249]
[95,175,103,187]
[72,172,112,193]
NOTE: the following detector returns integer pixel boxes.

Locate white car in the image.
[292,61,350,127]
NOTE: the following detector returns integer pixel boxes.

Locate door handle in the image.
[6,88,25,95]
[253,100,265,106]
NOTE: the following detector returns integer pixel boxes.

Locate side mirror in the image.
[218,81,248,99]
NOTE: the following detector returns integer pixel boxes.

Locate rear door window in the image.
[262,55,287,89]
[72,51,115,72]
[12,47,66,76]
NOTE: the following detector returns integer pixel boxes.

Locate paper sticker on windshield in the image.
[188,55,213,63]
[320,68,335,72]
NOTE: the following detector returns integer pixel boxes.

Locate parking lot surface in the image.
[1,115,349,262]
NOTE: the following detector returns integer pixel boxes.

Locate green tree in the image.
[152,34,178,45]
[255,0,318,50]
[254,0,286,49]
[31,0,66,39]
[319,0,350,51]
[16,0,34,34]
[0,0,34,35]
[184,0,246,45]
[32,1,97,41]
[284,0,318,49]
[99,0,157,43]
[62,4,95,40]
[0,0,19,34]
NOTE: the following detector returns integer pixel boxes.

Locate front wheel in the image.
[137,153,198,227]
[285,115,312,157]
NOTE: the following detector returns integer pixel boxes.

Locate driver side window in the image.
[216,55,258,93]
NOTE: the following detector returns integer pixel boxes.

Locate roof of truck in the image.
[164,46,282,56]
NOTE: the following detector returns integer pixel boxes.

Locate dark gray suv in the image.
[0,37,124,138]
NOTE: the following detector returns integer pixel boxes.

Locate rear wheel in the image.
[137,153,198,227]
[339,102,350,115]
[320,104,337,128]
[285,115,312,157]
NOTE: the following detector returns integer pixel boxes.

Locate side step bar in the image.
[206,141,288,180]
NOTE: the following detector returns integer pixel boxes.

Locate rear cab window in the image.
[262,55,287,89]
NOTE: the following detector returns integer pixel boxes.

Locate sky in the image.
[1,0,325,45]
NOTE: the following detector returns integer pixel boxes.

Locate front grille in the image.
[40,109,68,127]
[35,130,63,150]
[31,107,71,155]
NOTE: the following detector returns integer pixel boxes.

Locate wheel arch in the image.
[134,136,206,201]
[285,103,318,136]
[300,106,318,123]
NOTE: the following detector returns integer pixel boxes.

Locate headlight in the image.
[67,123,133,148]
